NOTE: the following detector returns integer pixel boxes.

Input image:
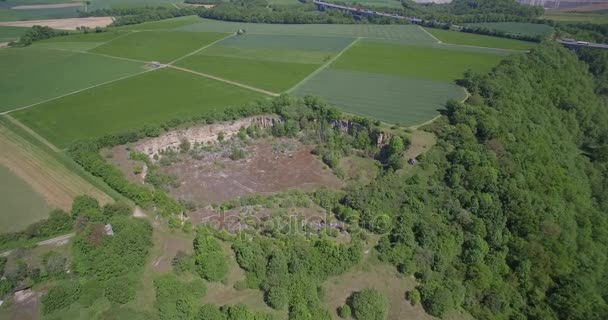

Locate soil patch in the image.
[11,3,83,10]
[163,139,342,204]
[0,17,113,30]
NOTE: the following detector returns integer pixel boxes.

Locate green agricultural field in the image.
[88,0,176,10]
[463,22,554,37]
[0,47,145,112]
[293,68,466,126]
[0,26,27,42]
[91,31,229,63]
[0,6,81,22]
[12,68,265,148]
[332,40,504,81]
[177,55,319,93]
[543,11,608,24]
[0,165,50,234]
[180,19,437,45]
[424,28,538,50]
[176,34,355,92]
[32,30,131,51]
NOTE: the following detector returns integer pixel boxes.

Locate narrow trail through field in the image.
[169,33,235,65]
[47,47,148,64]
[169,65,279,97]
[0,233,75,257]
[287,37,361,93]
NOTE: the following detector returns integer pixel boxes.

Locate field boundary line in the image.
[286,37,361,93]
[2,68,156,115]
[168,33,235,65]
[2,114,61,152]
[418,26,442,43]
[408,88,469,129]
[47,46,149,64]
[169,65,279,97]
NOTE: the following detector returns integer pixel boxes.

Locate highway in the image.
[312,0,422,23]
[557,38,608,50]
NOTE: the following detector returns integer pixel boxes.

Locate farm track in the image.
[0,120,112,211]
[0,233,75,257]
[287,37,361,93]
[169,65,280,97]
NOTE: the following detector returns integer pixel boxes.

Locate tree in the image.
[266,287,288,310]
[71,195,100,218]
[194,230,228,281]
[350,289,388,320]
[198,304,227,320]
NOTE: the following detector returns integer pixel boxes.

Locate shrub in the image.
[338,304,352,318]
[104,276,136,304]
[230,147,246,160]
[266,287,288,310]
[406,289,421,306]
[351,289,388,320]
[42,281,81,314]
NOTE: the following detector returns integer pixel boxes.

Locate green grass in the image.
[543,11,608,24]
[177,54,320,92]
[293,68,466,126]
[0,47,145,112]
[12,68,265,148]
[88,0,176,10]
[91,31,229,63]
[0,165,50,234]
[463,22,554,37]
[332,40,504,81]
[180,19,437,45]
[199,44,334,64]
[219,33,355,52]
[0,26,27,42]
[32,30,131,51]
[424,28,538,50]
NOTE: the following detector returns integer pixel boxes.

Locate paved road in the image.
[558,39,608,50]
[0,233,75,257]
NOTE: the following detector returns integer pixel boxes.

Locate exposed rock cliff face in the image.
[331,119,392,147]
[135,115,280,159]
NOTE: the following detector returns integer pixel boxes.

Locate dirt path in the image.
[0,17,113,30]
[0,233,75,257]
[169,65,279,97]
[12,3,83,10]
[3,114,61,152]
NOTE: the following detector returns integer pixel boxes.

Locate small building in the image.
[104,224,114,236]
[148,61,162,68]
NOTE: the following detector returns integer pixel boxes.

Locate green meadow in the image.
[463,22,554,37]
[12,68,265,148]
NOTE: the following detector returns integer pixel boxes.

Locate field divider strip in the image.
[168,33,236,65]
[418,26,442,44]
[46,47,149,64]
[1,114,61,153]
[168,65,279,97]
[2,68,157,116]
[286,37,361,93]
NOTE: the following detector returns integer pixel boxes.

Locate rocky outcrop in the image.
[135,115,280,159]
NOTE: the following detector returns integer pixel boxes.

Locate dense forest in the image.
[330,42,608,319]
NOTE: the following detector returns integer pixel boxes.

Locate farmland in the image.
[12,67,265,148]
[176,34,355,92]
[0,117,113,232]
[463,22,554,37]
[91,31,230,63]
[543,11,608,24]
[424,27,539,50]
[0,46,145,112]
[0,165,50,234]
